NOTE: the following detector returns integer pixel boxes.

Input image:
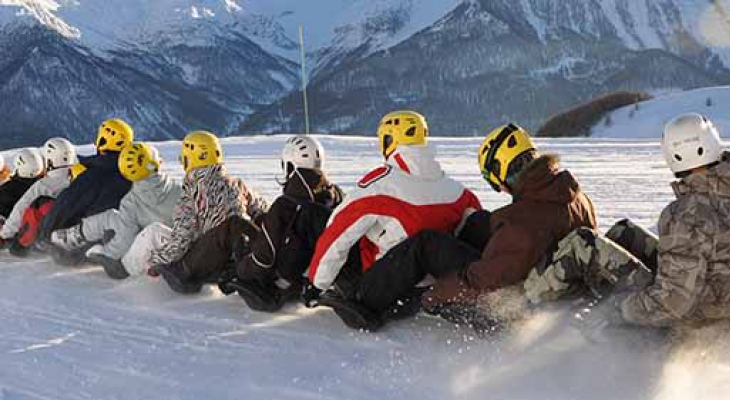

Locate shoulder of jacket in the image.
[358,165,393,189]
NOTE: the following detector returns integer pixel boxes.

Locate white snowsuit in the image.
[81,174,182,274]
[0,167,72,240]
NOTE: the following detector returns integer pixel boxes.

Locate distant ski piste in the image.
[1,136,727,400]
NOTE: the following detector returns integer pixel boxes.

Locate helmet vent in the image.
[675,154,683,162]
[508,136,517,148]
[698,147,704,156]
[405,127,416,137]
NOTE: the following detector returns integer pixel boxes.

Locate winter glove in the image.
[301,283,322,308]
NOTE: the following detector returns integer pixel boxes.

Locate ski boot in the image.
[318,292,383,332]
[86,245,130,280]
[154,262,202,294]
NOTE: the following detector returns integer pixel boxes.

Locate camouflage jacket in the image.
[620,158,730,326]
[150,164,268,267]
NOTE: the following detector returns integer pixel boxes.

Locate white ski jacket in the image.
[308,145,482,290]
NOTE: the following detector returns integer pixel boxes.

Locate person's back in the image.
[40,119,134,240]
[423,124,597,322]
[620,116,730,326]
[309,144,481,290]
[151,131,268,293]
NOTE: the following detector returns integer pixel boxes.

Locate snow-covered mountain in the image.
[592,86,730,139]
[242,0,730,137]
[0,0,461,148]
[2,0,730,148]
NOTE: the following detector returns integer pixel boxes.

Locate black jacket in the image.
[0,176,40,218]
[39,152,132,239]
[241,168,344,283]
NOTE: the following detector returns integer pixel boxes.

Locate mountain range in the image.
[1,0,729,148]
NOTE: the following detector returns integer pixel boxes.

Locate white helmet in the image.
[662,113,723,176]
[43,137,77,170]
[14,148,45,179]
[281,135,324,176]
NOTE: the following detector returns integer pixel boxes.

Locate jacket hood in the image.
[386,145,445,181]
[514,154,580,204]
[44,167,71,182]
[136,173,179,203]
[187,164,227,181]
[672,155,730,199]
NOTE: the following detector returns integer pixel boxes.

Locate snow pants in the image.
[81,209,138,261]
[347,230,481,314]
[15,197,55,249]
[123,222,172,276]
[524,219,657,305]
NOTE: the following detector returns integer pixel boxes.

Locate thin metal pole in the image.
[298,24,311,135]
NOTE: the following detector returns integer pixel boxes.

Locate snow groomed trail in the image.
[1,137,728,400]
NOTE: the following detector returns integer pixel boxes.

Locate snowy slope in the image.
[2,136,730,400]
[592,86,730,139]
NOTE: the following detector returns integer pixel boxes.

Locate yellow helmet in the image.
[376,110,428,159]
[96,118,134,154]
[478,123,537,192]
[181,131,223,173]
[69,163,87,182]
[118,142,161,182]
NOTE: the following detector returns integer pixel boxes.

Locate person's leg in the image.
[182,216,252,283]
[357,230,481,314]
[122,223,172,276]
[524,227,654,305]
[606,219,659,273]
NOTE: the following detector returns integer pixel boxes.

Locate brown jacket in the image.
[423,155,597,308]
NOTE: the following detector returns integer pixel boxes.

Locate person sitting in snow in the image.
[303,110,482,331]
[148,131,268,294]
[49,142,182,279]
[414,124,597,333]
[0,138,78,256]
[524,113,730,331]
[40,118,135,264]
[0,149,46,240]
[221,135,344,312]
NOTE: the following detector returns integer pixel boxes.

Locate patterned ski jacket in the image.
[620,156,730,326]
[150,164,268,267]
[308,145,482,291]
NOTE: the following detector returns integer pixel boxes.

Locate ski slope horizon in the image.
[1,136,730,400]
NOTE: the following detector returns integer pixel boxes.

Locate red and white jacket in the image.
[308,145,482,290]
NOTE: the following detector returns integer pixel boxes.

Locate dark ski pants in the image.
[352,230,481,313]
[182,216,258,283]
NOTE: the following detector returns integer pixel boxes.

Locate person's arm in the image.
[308,193,379,290]
[620,205,710,327]
[424,222,538,308]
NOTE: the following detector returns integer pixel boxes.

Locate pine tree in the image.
[706,97,713,107]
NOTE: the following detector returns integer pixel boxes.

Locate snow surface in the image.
[2,135,730,400]
[592,86,730,139]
